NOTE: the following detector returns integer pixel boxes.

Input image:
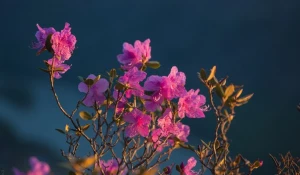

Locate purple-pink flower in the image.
[46,58,71,79]
[117,39,151,70]
[143,66,187,111]
[178,89,208,118]
[180,157,200,175]
[112,90,127,114]
[32,24,56,51]
[143,75,164,112]
[51,22,77,62]
[13,157,50,175]
[151,108,190,150]
[95,158,128,175]
[123,108,151,137]
[118,67,147,98]
[78,74,109,107]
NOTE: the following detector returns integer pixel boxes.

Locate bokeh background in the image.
[1,0,300,174]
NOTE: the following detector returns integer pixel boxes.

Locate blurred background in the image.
[0,0,300,174]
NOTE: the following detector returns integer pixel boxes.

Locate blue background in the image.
[0,0,300,174]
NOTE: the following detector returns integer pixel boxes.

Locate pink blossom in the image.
[162,66,187,99]
[13,157,50,175]
[112,90,127,114]
[95,158,127,175]
[51,22,77,62]
[143,66,187,111]
[118,67,147,98]
[178,89,208,118]
[173,122,190,143]
[123,108,151,137]
[32,24,56,50]
[151,108,190,150]
[117,39,151,70]
[78,74,109,107]
[143,75,164,111]
[181,157,200,175]
[46,58,71,79]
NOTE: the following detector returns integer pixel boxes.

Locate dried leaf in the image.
[207,66,216,81]
[236,93,254,103]
[79,111,93,120]
[224,84,235,98]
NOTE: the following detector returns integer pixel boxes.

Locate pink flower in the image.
[78,74,109,107]
[180,157,200,175]
[162,66,187,99]
[173,122,190,143]
[123,108,151,137]
[117,39,151,70]
[143,66,187,111]
[13,157,50,175]
[151,108,190,150]
[118,67,147,98]
[46,58,71,79]
[112,90,127,114]
[32,24,56,51]
[143,75,164,111]
[51,22,77,62]
[178,89,208,118]
[95,158,127,175]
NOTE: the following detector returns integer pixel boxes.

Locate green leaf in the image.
[115,82,127,91]
[207,65,216,81]
[55,129,65,134]
[145,61,161,69]
[84,79,94,86]
[68,171,76,175]
[78,76,85,82]
[198,68,207,81]
[144,91,155,96]
[215,84,225,98]
[79,111,93,120]
[39,68,49,73]
[45,34,54,53]
[109,68,117,78]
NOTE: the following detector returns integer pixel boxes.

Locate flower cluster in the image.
[13,157,50,175]
[23,22,264,175]
[33,23,77,79]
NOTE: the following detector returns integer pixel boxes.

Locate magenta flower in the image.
[95,158,128,175]
[32,24,56,51]
[173,122,190,143]
[51,22,77,62]
[13,157,50,175]
[112,90,127,114]
[78,74,109,107]
[180,157,200,175]
[117,39,151,70]
[118,67,147,98]
[46,58,71,79]
[143,75,164,111]
[123,108,151,137]
[151,108,190,150]
[178,89,208,118]
[162,66,187,99]
[143,66,187,111]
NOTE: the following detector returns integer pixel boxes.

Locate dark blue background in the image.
[1,0,300,174]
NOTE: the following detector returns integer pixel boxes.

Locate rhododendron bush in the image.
[14,22,300,175]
